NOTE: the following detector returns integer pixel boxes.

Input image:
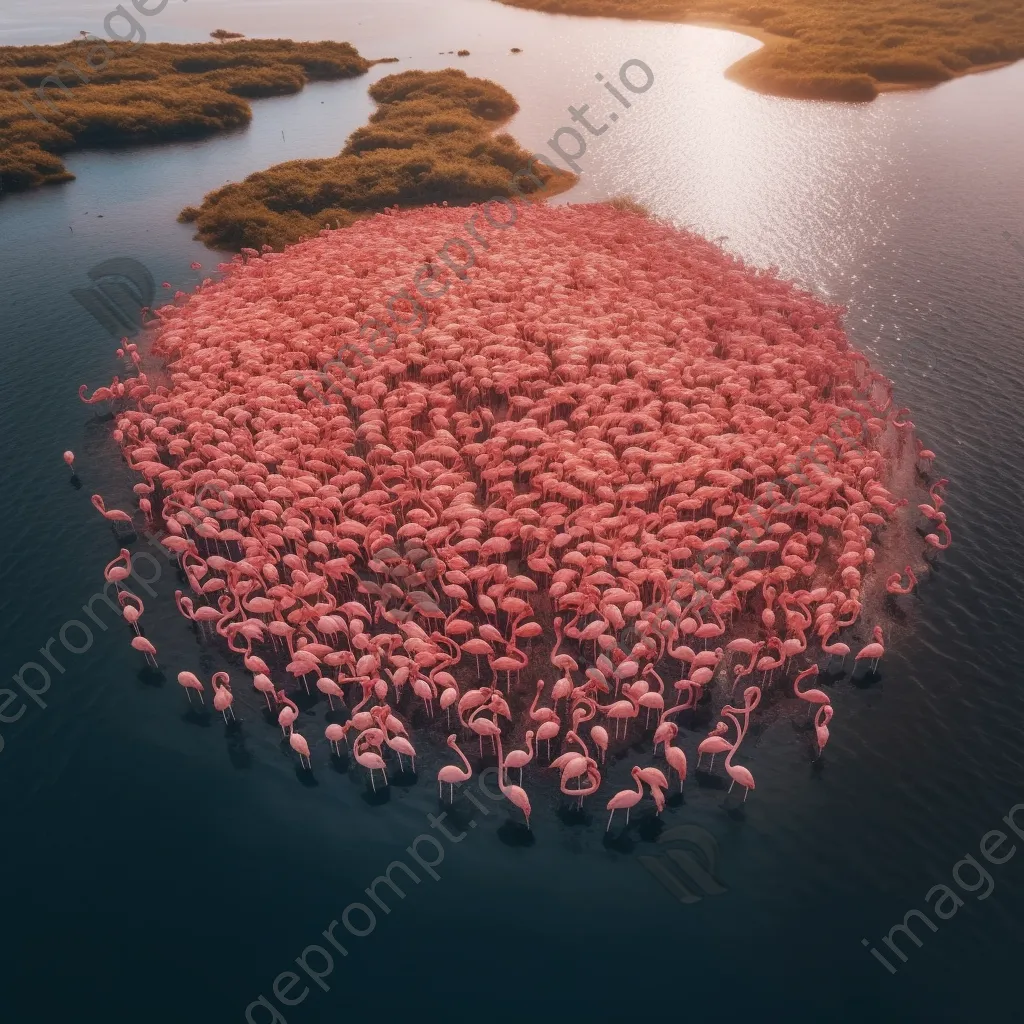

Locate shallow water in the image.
[2,2,1024,1022]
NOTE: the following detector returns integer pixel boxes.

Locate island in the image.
[493,0,1024,100]
[179,69,578,252]
[0,38,391,195]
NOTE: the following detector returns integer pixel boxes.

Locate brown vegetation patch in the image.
[0,38,378,195]
[182,68,577,252]
[492,0,1024,100]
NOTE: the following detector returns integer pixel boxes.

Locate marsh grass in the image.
[495,0,1024,100]
[182,68,578,252]
[0,38,381,194]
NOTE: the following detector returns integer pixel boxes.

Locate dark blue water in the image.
[3,3,1024,1023]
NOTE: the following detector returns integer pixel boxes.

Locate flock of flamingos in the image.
[74,203,950,831]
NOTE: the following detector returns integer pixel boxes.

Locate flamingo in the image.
[289,729,312,769]
[353,731,388,791]
[316,676,344,709]
[502,730,535,785]
[820,629,851,670]
[325,723,347,755]
[496,736,532,828]
[277,692,299,736]
[814,705,833,758]
[793,665,830,717]
[854,626,885,673]
[638,766,669,814]
[131,635,158,666]
[663,726,688,791]
[177,670,204,705]
[886,566,917,595]
[252,673,276,709]
[91,494,133,523]
[437,734,472,801]
[212,671,234,721]
[606,766,645,830]
[722,708,755,802]
[696,722,732,771]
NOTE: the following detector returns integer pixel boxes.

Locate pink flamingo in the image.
[117,590,143,633]
[177,670,204,705]
[354,731,388,790]
[814,704,833,758]
[502,730,535,785]
[289,729,312,769]
[854,626,885,672]
[212,671,234,722]
[606,766,645,831]
[535,716,560,759]
[325,723,347,755]
[755,637,785,684]
[662,725,687,791]
[465,698,503,756]
[277,692,299,736]
[722,708,755,802]
[730,640,765,694]
[696,722,732,771]
[496,736,532,828]
[793,665,830,717]
[104,548,132,589]
[316,676,344,709]
[820,629,851,670]
[131,635,158,666]
[79,381,119,406]
[886,566,917,595]
[437,734,472,801]
[638,766,669,814]
[374,708,417,771]
[91,494,133,523]
[252,673,276,709]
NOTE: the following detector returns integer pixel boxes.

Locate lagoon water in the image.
[2,2,1024,1022]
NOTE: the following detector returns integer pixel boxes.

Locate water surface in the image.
[2,3,1023,1023]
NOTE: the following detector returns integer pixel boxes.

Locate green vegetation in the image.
[0,38,384,194]
[494,0,1024,100]
[182,68,578,252]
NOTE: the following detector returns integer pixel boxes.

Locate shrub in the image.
[183,69,577,251]
[0,38,377,194]
[493,0,1024,100]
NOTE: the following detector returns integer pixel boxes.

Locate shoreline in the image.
[494,0,1023,103]
[651,15,1015,101]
